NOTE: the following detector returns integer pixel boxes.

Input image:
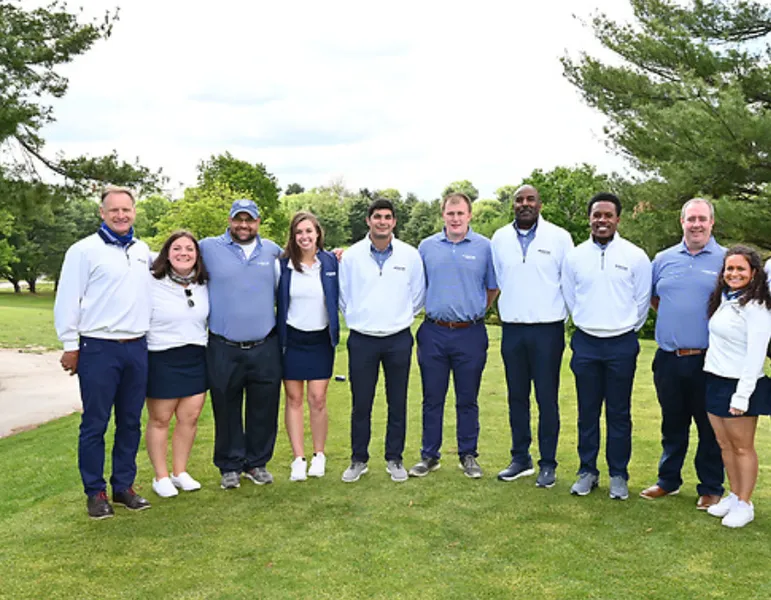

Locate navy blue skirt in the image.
[705,373,771,417]
[282,325,334,381]
[147,344,207,399]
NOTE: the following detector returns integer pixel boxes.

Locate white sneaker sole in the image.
[498,467,535,482]
[342,466,368,483]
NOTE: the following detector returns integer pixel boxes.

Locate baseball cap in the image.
[229,199,260,219]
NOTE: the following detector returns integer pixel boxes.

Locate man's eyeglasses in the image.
[184,288,194,307]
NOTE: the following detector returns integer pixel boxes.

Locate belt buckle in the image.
[447,322,457,330]
[238,341,255,350]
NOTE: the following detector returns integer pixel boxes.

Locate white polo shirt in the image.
[54,233,152,351]
[491,216,574,323]
[339,235,425,337]
[147,276,209,351]
[562,234,652,338]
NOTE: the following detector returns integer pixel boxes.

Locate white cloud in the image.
[43,0,636,199]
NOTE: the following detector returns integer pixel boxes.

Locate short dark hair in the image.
[707,245,771,317]
[367,198,395,218]
[283,211,325,271]
[151,230,209,284]
[587,192,622,217]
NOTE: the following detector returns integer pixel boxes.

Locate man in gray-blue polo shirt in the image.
[640,198,725,509]
[199,199,282,490]
[408,192,498,479]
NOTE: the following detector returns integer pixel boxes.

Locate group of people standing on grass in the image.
[54,185,771,529]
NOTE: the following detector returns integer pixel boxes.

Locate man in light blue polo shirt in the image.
[640,198,725,510]
[408,193,498,480]
[199,199,282,490]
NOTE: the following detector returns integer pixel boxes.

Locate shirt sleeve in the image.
[53,244,89,351]
[651,252,663,298]
[338,253,350,315]
[484,242,498,290]
[561,253,577,315]
[633,251,653,331]
[731,302,771,412]
[410,251,426,315]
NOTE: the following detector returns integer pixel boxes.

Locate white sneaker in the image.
[171,471,201,492]
[152,477,179,498]
[707,492,737,518]
[290,457,307,481]
[308,453,326,478]
[722,500,754,528]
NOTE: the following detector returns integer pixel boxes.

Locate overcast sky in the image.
[41,0,635,199]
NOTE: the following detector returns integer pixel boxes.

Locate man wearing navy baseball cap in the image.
[199,198,283,490]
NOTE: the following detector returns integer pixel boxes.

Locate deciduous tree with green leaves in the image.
[442,180,479,202]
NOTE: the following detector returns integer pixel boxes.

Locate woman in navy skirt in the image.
[703,246,771,528]
[146,231,210,498]
[276,211,340,481]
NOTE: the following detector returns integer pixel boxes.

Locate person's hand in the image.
[60,350,79,376]
[332,248,344,262]
[729,407,745,416]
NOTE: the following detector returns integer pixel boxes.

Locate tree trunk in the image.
[26,278,37,293]
[8,278,21,293]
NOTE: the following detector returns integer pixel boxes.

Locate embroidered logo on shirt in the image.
[461,254,477,260]
[325,271,337,277]
[537,249,551,255]
[393,265,406,271]
[615,264,629,271]
[135,257,147,264]
[256,261,271,266]
[702,270,718,276]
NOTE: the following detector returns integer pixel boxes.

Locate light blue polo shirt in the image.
[200,230,282,342]
[419,228,497,322]
[652,237,725,351]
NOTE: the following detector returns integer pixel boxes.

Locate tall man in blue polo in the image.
[562,192,651,500]
[640,198,725,509]
[55,185,152,519]
[408,193,498,480]
[339,198,425,483]
[200,199,282,490]
[491,185,574,488]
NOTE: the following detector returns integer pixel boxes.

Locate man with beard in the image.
[491,185,574,488]
[339,198,425,483]
[562,193,651,500]
[199,199,282,490]
[640,198,725,509]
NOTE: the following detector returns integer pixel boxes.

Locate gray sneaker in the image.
[220,471,241,489]
[243,466,273,485]
[536,467,556,488]
[342,461,369,483]
[609,476,629,500]
[408,457,441,477]
[570,473,599,496]
[460,455,483,479]
[386,460,408,482]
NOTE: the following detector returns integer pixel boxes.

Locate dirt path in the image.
[0,349,81,438]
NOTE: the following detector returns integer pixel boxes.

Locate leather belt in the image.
[426,317,484,330]
[674,348,705,357]
[116,337,143,343]
[210,331,274,349]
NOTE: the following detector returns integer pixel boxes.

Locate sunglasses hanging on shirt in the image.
[184,288,194,307]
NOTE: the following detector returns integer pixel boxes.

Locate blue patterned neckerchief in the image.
[98,222,135,247]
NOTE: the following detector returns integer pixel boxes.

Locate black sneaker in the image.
[408,457,440,477]
[87,491,114,520]
[497,460,535,482]
[112,487,151,511]
[536,467,557,488]
[460,455,483,479]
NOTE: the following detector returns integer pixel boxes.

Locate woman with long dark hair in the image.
[703,245,771,527]
[146,230,210,497]
[276,212,339,481]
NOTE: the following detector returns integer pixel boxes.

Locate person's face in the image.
[724,254,754,291]
[99,192,135,235]
[513,187,541,228]
[168,236,197,275]
[294,219,319,253]
[589,200,620,243]
[366,209,396,240]
[229,212,260,243]
[681,202,713,251]
[442,199,471,239]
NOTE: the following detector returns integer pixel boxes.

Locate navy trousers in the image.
[570,329,639,480]
[348,328,413,463]
[501,321,564,469]
[652,349,724,496]
[77,336,148,496]
[207,333,282,474]
[416,320,488,460]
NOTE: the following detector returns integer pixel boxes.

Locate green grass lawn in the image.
[1,293,771,598]
[0,286,59,350]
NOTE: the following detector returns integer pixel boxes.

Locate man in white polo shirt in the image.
[562,192,651,501]
[491,185,574,489]
[339,198,425,483]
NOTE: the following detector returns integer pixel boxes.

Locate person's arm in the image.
[486,289,499,309]
[484,242,498,310]
[410,253,426,315]
[730,303,771,414]
[560,254,577,315]
[53,244,89,374]
[633,252,653,331]
[338,253,350,315]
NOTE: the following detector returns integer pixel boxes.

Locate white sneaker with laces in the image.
[171,471,201,492]
[308,453,326,478]
[707,492,737,518]
[290,457,307,481]
[722,500,754,528]
[152,477,179,498]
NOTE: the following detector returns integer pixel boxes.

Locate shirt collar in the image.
[439,226,474,243]
[223,229,262,248]
[367,234,393,254]
[678,236,719,256]
[514,217,539,237]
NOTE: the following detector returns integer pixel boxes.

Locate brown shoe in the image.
[639,484,680,500]
[696,494,721,510]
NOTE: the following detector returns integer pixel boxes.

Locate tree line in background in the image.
[2,0,771,292]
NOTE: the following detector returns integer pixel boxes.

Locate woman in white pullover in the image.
[703,246,771,528]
